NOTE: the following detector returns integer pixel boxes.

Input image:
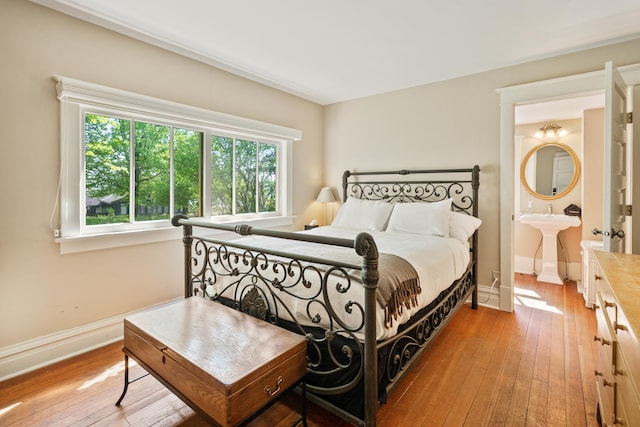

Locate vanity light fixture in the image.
[534,123,568,141]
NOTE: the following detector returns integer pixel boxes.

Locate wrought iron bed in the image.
[171,165,480,426]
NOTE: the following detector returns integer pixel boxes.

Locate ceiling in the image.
[33,0,640,105]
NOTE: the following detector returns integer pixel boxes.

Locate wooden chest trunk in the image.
[123,297,307,426]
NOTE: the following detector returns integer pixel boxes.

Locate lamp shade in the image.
[316,187,336,203]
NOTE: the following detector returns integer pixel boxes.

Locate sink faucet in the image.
[546,203,553,215]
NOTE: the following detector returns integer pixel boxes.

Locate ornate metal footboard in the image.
[171,216,381,425]
[171,165,479,427]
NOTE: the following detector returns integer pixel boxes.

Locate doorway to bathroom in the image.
[514,95,603,302]
[497,62,640,312]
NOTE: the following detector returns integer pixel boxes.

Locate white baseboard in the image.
[0,298,181,382]
[477,284,500,309]
[514,255,582,282]
[1,282,503,382]
[468,284,500,310]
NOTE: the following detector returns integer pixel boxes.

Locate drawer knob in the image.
[594,370,603,377]
[602,379,614,387]
[604,300,616,309]
[594,335,611,346]
[594,274,602,281]
[264,375,283,397]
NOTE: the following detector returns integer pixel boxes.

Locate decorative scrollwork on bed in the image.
[343,168,477,214]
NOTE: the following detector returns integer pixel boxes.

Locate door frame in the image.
[603,62,630,252]
[497,64,640,312]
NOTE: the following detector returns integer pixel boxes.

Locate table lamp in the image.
[316,187,336,225]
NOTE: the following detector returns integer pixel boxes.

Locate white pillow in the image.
[331,197,394,231]
[386,199,452,236]
[449,211,482,244]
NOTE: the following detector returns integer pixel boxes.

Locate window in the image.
[55,76,301,253]
[84,114,203,229]
[209,135,278,216]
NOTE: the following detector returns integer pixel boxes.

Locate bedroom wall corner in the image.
[323,76,503,309]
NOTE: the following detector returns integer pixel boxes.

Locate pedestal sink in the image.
[519,213,581,285]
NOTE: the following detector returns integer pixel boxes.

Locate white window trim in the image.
[54,75,301,254]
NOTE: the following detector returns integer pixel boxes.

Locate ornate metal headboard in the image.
[342,165,480,217]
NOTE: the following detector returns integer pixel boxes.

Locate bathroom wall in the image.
[514,118,583,279]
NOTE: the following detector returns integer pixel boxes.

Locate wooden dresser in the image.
[121,297,307,427]
[593,252,640,426]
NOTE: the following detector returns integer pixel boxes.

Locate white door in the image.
[601,62,631,253]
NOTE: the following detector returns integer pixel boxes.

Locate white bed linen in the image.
[205,225,470,340]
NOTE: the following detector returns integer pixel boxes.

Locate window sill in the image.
[56,216,296,254]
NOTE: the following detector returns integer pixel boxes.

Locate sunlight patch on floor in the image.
[513,287,540,298]
[0,401,21,416]
[77,359,138,391]
[514,286,563,314]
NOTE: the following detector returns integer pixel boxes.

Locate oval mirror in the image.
[521,143,580,200]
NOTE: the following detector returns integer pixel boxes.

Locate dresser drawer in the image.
[613,307,640,391]
[594,274,618,426]
[594,323,617,426]
[596,376,617,426]
[595,293,617,373]
[595,271,618,326]
[615,348,640,427]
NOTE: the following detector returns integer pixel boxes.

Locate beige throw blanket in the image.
[377,253,421,328]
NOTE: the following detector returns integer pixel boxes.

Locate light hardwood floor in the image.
[0,274,599,426]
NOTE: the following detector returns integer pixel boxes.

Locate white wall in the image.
[0,0,324,378]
